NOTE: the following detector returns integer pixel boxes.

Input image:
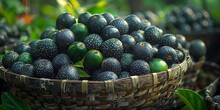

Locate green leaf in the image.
[76,68,90,78]
[0,104,9,110]
[73,60,84,68]
[1,92,31,110]
[175,89,208,110]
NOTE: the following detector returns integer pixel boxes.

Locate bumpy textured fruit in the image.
[70,23,88,42]
[14,43,31,54]
[33,59,54,78]
[118,71,130,79]
[130,31,145,43]
[124,14,141,33]
[10,61,24,74]
[144,26,163,45]
[83,34,103,50]
[100,38,123,59]
[109,18,129,35]
[120,53,134,71]
[83,50,104,70]
[56,13,76,29]
[156,46,178,66]
[87,14,107,34]
[56,29,75,51]
[133,42,153,61]
[101,25,120,40]
[130,60,150,75]
[120,34,136,53]
[160,34,178,48]
[52,54,72,73]
[37,38,58,60]
[56,65,79,80]
[149,58,168,72]
[101,57,121,74]
[20,64,34,76]
[101,12,114,24]
[2,51,19,69]
[17,52,33,64]
[78,12,92,26]
[140,19,151,30]
[29,40,40,59]
[67,41,87,63]
[189,39,206,61]
[91,71,118,81]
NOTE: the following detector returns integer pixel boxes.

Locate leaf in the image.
[70,0,80,9]
[96,0,107,7]
[76,68,90,78]
[1,92,31,110]
[0,104,9,110]
[175,89,208,110]
[73,60,84,68]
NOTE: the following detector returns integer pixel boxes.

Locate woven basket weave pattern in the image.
[0,53,191,109]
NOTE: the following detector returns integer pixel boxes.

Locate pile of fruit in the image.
[0,22,29,54]
[2,12,187,81]
[165,4,214,33]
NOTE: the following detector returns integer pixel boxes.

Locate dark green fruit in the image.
[213,95,220,104]
[120,53,134,71]
[33,59,54,78]
[189,40,206,61]
[52,54,72,73]
[40,28,56,39]
[101,25,120,40]
[176,49,184,62]
[144,26,163,45]
[67,41,87,63]
[101,12,114,24]
[100,38,123,59]
[130,31,145,43]
[88,14,107,34]
[29,40,40,59]
[2,51,19,69]
[56,29,75,51]
[109,18,129,35]
[17,52,33,64]
[20,64,34,76]
[101,57,121,74]
[140,19,151,30]
[160,34,178,48]
[83,50,104,70]
[0,35,6,46]
[91,71,118,81]
[70,23,88,42]
[156,46,178,66]
[83,34,103,50]
[14,43,31,54]
[37,38,58,60]
[133,42,153,61]
[180,23,191,33]
[124,14,141,33]
[120,34,136,53]
[10,61,24,74]
[176,34,186,47]
[149,58,168,72]
[118,71,130,79]
[130,60,150,75]
[56,65,79,80]
[56,13,76,29]
[78,12,92,26]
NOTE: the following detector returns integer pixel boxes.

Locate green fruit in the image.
[70,23,88,42]
[149,58,168,72]
[56,13,76,29]
[83,50,104,70]
[67,41,87,63]
[18,52,33,64]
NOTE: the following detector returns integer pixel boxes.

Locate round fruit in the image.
[133,42,153,61]
[56,13,76,29]
[120,53,134,71]
[101,57,121,74]
[0,35,6,46]
[56,65,79,80]
[101,12,114,24]
[140,19,151,30]
[78,12,92,26]
[130,31,145,43]
[119,34,136,53]
[124,14,141,33]
[20,64,34,76]
[91,71,118,81]
[176,49,184,62]
[130,60,150,75]
[144,26,163,45]
[29,40,40,59]
[87,14,107,34]
[160,34,178,48]
[149,58,168,72]
[17,52,33,64]
[40,28,56,39]
[67,41,87,63]
[101,25,120,40]
[56,29,75,51]
[109,18,129,35]
[33,59,54,78]
[176,34,186,47]
[52,54,72,73]
[189,39,206,61]
[118,71,130,79]
[156,46,178,66]
[14,43,31,54]
[2,51,19,69]
[83,34,103,51]
[83,50,104,70]
[70,23,88,42]
[11,61,24,74]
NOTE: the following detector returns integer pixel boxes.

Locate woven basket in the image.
[0,51,192,110]
[205,78,220,110]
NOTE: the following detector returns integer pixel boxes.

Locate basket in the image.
[205,77,220,110]
[0,51,192,110]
